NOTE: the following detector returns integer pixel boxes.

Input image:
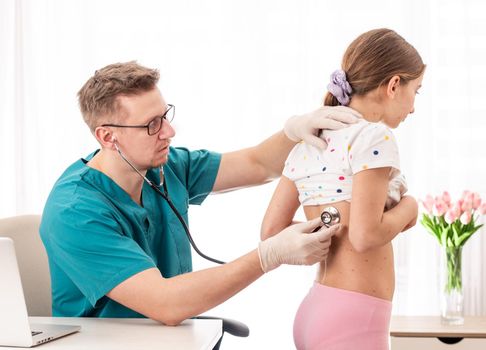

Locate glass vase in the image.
[440,245,464,325]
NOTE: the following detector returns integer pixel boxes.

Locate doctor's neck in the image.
[88,148,146,205]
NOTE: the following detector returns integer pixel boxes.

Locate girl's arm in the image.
[348,167,418,252]
[261,176,301,240]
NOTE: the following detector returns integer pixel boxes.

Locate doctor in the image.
[40,61,358,325]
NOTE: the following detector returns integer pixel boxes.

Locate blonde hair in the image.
[324,28,425,106]
[78,61,160,131]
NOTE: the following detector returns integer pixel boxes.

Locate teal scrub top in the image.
[40,147,221,318]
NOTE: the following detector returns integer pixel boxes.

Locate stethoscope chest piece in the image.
[321,206,341,227]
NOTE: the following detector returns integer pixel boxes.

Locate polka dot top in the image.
[282,118,400,206]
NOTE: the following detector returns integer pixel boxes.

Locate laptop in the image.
[0,237,80,347]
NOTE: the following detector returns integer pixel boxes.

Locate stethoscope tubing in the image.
[114,142,226,264]
[150,181,226,265]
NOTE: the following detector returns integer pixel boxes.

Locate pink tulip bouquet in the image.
[420,191,486,293]
[420,191,486,249]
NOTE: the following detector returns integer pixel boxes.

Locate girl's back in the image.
[304,202,395,300]
[285,119,400,300]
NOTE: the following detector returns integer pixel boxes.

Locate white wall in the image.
[2,1,486,348]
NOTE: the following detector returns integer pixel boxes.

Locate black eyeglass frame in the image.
[101,104,175,136]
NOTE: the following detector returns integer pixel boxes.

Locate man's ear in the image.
[386,75,401,98]
[94,126,116,149]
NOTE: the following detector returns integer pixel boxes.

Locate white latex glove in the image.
[257,218,341,273]
[385,173,408,210]
[284,106,361,149]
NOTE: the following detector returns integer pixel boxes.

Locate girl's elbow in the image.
[260,222,280,241]
[349,231,373,253]
[260,228,270,241]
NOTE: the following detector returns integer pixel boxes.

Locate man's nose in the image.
[158,119,176,139]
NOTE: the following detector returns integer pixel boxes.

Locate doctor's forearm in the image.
[148,250,263,325]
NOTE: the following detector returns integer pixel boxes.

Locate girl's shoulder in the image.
[346,120,396,145]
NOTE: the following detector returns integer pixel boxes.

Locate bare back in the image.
[304,202,395,301]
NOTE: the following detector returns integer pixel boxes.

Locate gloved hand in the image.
[284,106,361,149]
[385,173,408,210]
[257,218,341,273]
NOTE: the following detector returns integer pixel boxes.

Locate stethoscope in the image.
[114,142,225,264]
[312,206,341,231]
[311,206,341,282]
[113,142,341,266]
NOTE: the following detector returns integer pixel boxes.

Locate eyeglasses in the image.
[102,104,175,136]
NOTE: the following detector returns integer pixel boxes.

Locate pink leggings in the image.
[293,283,392,350]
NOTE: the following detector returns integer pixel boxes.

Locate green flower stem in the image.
[444,246,462,293]
[420,210,483,295]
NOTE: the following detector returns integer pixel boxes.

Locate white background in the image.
[2,1,486,348]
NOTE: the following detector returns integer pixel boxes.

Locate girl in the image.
[261,28,425,349]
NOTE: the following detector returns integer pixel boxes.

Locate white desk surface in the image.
[2,317,222,350]
[390,316,486,338]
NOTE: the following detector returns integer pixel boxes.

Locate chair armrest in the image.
[193,316,249,337]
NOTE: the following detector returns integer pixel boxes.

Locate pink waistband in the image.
[311,282,392,307]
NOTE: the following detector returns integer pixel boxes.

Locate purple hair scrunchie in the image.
[327,69,352,106]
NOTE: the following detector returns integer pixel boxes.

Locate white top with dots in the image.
[283,118,400,206]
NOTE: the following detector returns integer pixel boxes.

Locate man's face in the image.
[113,88,176,170]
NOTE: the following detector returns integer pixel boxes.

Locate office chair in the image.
[193,315,249,349]
[0,215,51,316]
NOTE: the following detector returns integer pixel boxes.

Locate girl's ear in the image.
[386,75,401,98]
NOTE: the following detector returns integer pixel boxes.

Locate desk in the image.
[390,316,486,350]
[1,317,222,350]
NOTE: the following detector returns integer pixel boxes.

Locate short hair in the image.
[324,28,425,106]
[78,61,160,131]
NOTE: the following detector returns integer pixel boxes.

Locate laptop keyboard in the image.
[31,331,43,336]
